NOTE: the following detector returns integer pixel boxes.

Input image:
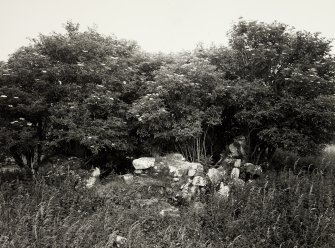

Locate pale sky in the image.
[0,0,335,61]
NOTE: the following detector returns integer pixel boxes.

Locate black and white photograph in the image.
[0,0,335,247]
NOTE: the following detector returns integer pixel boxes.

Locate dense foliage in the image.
[1,20,335,171]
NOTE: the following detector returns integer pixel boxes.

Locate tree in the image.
[129,52,224,161]
[0,22,145,171]
[0,45,65,172]
[1,19,334,171]
[207,20,335,162]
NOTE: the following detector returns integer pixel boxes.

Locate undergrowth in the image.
[0,166,335,247]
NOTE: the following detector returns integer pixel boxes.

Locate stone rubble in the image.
[104,141,264,217]
[86,167,100,188]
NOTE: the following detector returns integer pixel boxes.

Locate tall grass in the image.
[0,166,335,247]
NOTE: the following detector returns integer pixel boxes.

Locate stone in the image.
[86,177,97,188]
[122,173,134,185]
[232,178,245,187]
[229,143,240,158]
[222,158,235,167]
[178,182,193,202]
[245,163,262,176]
[189,185,199,197]
[230,167,240,179]
[86,167,100,188]
[168,165,187,177]
[234,159,242,168]
[173,177,180,182]
[156,154,203,178]
[217,166,227,176]
[132,157,155,170]
[92,167,100,177]
[180,181,191,190]
[189,162,204,176]
[192,176,207,187]
[217,182,230,200]
[107,232,127,247]
[207,168,224,186]
[177,182,200,202]
[160,206,180,218]
[134,169,143,174]
[187,168,196,177]
[115,236,127,246]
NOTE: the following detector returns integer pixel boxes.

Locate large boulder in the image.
[155,153,203,178]
[207,168,225,186]
[132,157,155,170]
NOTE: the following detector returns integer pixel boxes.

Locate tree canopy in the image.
[1,20,334,172]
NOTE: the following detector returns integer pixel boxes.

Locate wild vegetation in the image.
[0,19,335,247]
[0,157,335,247]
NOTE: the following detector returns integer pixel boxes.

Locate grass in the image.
[0,159,335,247]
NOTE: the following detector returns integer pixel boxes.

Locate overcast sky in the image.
[0,0,335,61]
